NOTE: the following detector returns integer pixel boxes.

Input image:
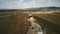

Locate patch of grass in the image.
[0,13,16,34]
[34,16,60,34]
[0,12,31,34]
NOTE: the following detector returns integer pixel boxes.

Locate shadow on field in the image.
[0,12,31,34]
[34,16,60,34]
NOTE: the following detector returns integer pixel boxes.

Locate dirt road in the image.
[26,13,43,34]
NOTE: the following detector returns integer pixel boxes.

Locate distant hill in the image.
[26,7,60,10]
[0,7,60,11]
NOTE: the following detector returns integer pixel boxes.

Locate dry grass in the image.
[33,11,60,34]
[0,11,31,34]
[0,10,60,34]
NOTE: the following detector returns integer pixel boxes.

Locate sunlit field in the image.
[32,11,60,34]
[0,9,60,34]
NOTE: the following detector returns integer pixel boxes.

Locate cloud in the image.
[0,0,60,9]
[20,0,24,1]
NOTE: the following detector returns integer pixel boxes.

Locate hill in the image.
[26,7,60,10]
[0,7,60,11]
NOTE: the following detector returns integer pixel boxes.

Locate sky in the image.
[0,0,60,9]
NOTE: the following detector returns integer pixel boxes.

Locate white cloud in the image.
[0,0,60,9]
[20,0,24,2]
[12,0,41,9]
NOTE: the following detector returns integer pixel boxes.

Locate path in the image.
[26,13,43,34]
